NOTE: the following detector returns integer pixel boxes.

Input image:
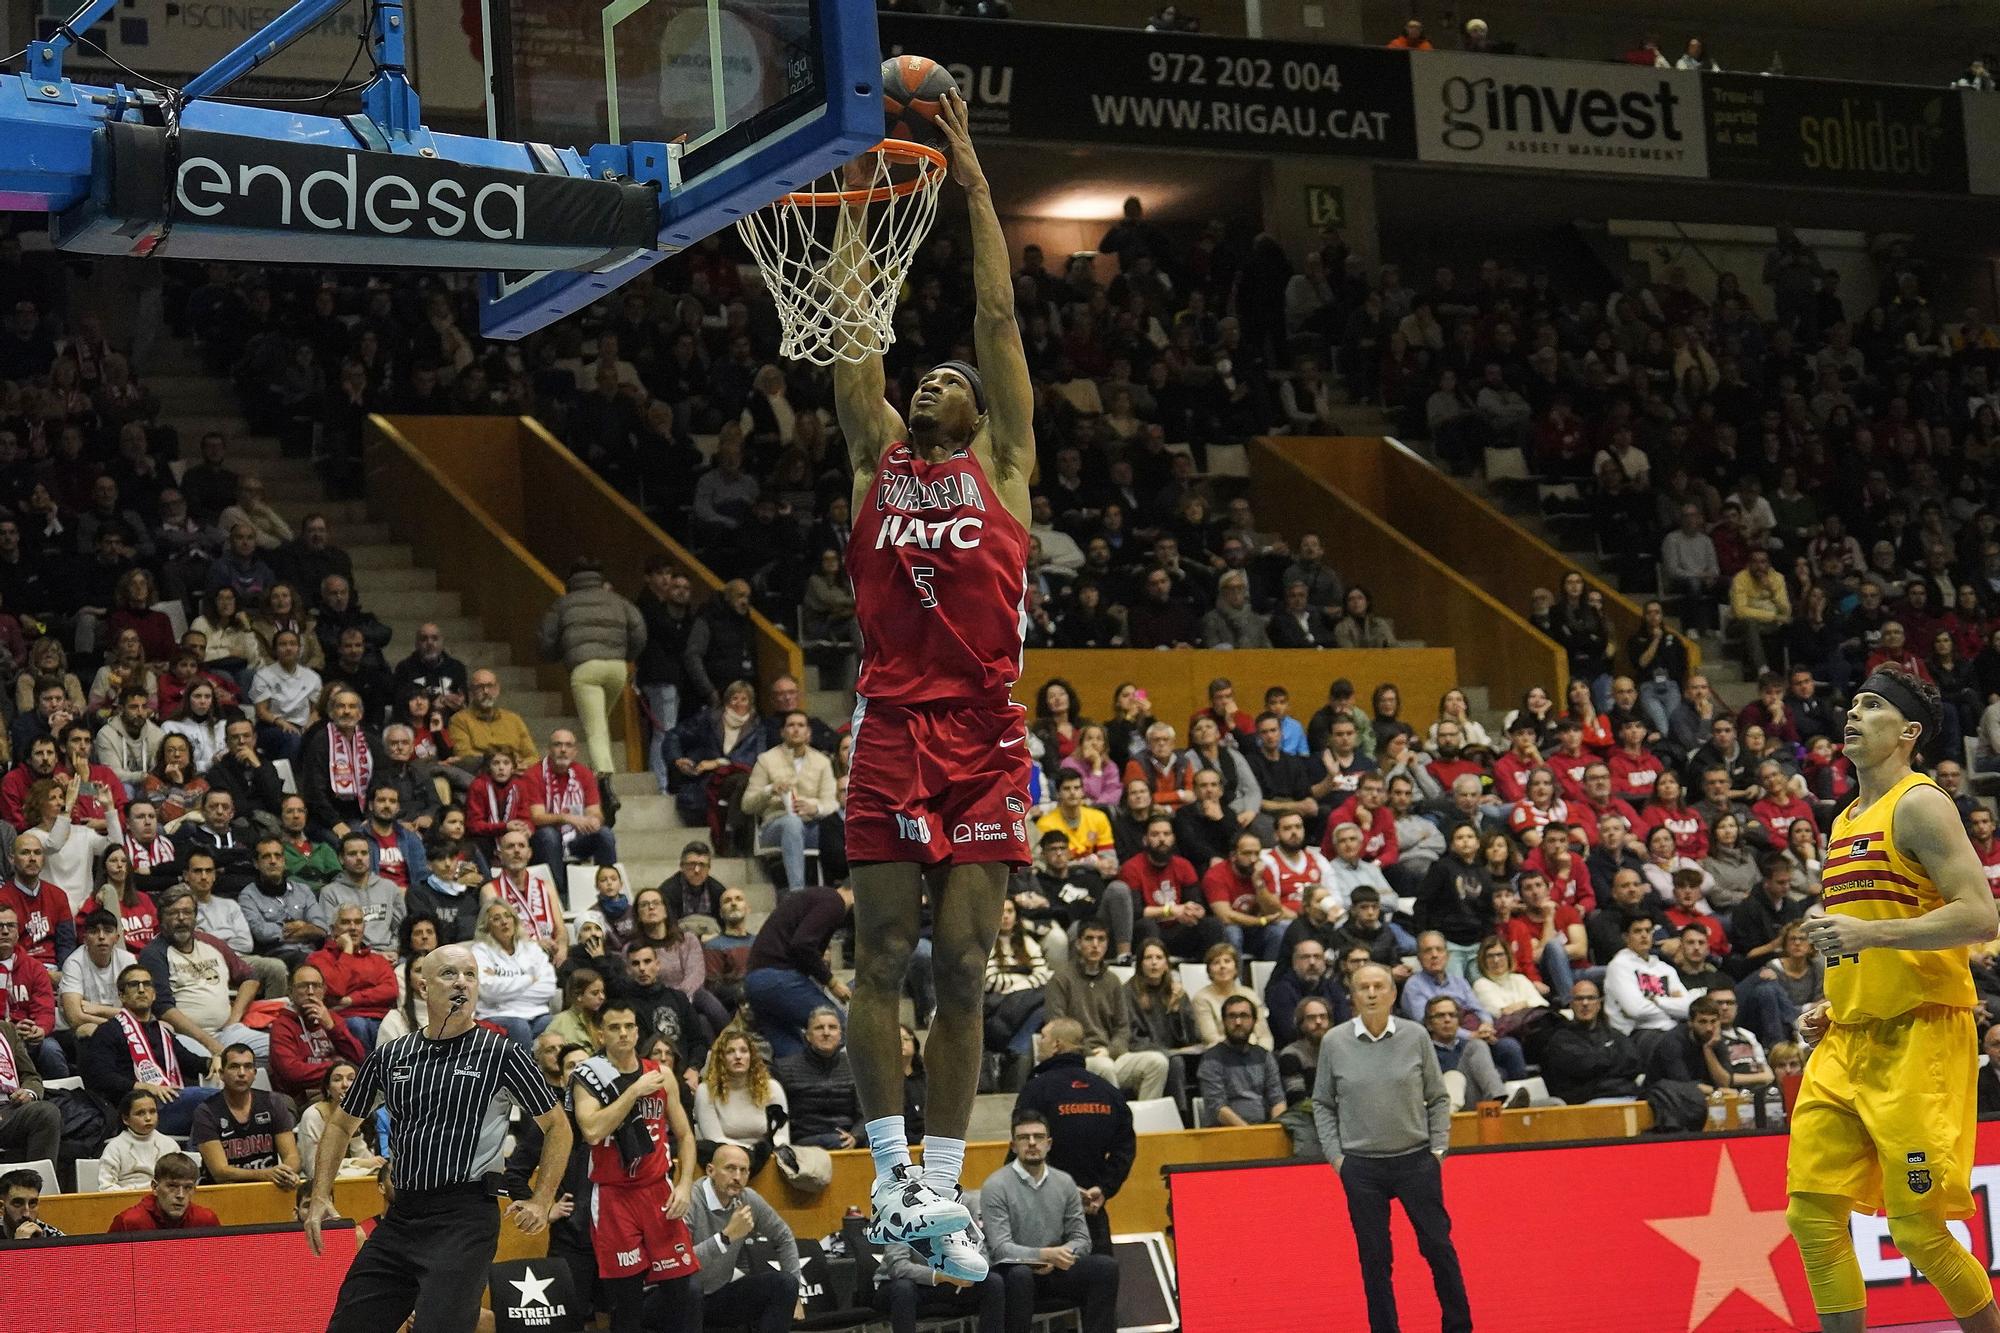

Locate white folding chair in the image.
[74,1158,103,1193]
[273,758,297,794]
[40,1076,82,1092]
[1176,962,1208,996]
[1441,1069,1469,1112]
[152,599,188,641]
[1128,1097,1184,1134]
[16,1158,57,1195]
[1249,960,1275,993]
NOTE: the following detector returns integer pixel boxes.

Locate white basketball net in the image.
[735,141,947,366]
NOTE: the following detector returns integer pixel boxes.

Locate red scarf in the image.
[0,1021,16,1095]
[125,834,177,874]
[537,759,584,815]
[328,727,372,800]
[116,1008,180,1090]
[482,776,519,828]
[491,868,556,941]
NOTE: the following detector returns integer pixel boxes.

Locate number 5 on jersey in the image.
[911,566,937,608]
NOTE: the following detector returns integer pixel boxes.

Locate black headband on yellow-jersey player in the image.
[1857,668,1941,762]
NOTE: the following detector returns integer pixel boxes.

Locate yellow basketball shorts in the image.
[1787,1004,1979,1219]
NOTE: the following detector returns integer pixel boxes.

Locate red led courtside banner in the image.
[6,1223,358,1331]
[1170,1126,2000,1332]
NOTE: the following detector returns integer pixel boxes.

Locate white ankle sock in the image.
[920,1135,966,1193]
[865,1116,910,1180]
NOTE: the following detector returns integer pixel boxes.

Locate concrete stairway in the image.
[141,338,848,922]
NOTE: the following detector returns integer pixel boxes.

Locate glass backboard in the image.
[486,0,826,190]
[475,0,880,339]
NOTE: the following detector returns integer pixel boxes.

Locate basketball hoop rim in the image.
[776,139,949,207]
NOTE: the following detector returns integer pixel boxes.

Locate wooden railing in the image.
[1250,439,1567,707]
[363,417,575,732]
[1274,437,1701,692]
[370,415,804,773]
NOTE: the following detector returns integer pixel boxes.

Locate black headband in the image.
[1858,669,1939,758]
[930,359,986,414]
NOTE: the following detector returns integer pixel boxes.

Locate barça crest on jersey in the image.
[1908,1167,1933,1195]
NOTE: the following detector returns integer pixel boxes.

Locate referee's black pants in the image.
[1339,1150,1471,1333]
[326,1183,499,1333]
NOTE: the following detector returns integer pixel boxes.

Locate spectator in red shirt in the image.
[1734,672,1801,749]
[1973,808,2000,899]
[1545,720,1595,801]
[1506,768,1570,842]
[1637,771,1708,859]
[1516,871,1585,1002]
[1325,773,1398,866]
[1604,718,1665,806]
[1484,879,1545,989]
[1121,815,1223,961]
[0,902,61,1076]
[265,960,368,1102]
[1661,869,1729,960]
[1492,717,1545,805]
[1385,17,1433,48]
[304,904,398,1049]
[1862,621,1930,681]
[1535,829,1596,915]
[1572,763,1642,848]
[1123,723,1197,811]
[1426,720,1488,794]
[0,831,75,969]
[1202,831,1283,962]
[108,1152,219,1231]
[1748,761,1816,845]
[1187,677,1254,746]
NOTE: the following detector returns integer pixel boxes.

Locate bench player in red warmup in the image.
[833,91,1033,1283]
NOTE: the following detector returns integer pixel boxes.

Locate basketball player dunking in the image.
[1788,664,2000,1331]
[832,91,1032,1283]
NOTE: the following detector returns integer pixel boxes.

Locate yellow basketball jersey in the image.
[1823,771,1976,1020]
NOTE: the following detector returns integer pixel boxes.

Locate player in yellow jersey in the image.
[1786,664,2000,1331]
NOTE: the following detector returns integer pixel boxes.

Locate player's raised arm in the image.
[830,188,906,485]
[1809,783,2000,956]
[935,92,1033,501]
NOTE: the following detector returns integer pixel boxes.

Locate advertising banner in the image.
[1705,73,1969,194]
[8,1222,358,1329]
[878,15,1416,159]
[1961,90,2000,195]
[34,0,375,95]
[1408,51,1707,178]
[1170,1127,2000,1332]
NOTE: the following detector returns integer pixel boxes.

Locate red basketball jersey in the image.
[574,1056,671,1189]
[849,444,1028,708]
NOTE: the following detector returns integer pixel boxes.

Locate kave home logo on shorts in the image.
[1410,52,1707,178]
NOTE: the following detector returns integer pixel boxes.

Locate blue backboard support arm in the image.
[0,0,885,339]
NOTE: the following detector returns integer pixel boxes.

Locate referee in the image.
[1312,962,1471,1333]
[302,943,573,1333]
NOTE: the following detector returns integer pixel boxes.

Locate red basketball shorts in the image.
[846,696,1033,867]
[590,1183,700,1282]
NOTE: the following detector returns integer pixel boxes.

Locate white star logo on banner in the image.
[511,1266,555,1307]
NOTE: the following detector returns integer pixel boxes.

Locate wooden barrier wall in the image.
[35,1103,1659,1243]
[1249,440,1567,708]
[1014,648,1460,739]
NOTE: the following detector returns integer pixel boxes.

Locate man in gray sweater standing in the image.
[538,557,647,782]
[980,1108,1120,1333]
[1313,962,1470,1333]
[685,1142,804,1332]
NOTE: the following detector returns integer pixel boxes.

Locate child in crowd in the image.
[99,1089,174,1190]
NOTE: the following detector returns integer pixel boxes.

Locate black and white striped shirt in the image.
[342,1024,556,1193]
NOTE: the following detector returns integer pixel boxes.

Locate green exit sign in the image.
[1304,184,1345,228]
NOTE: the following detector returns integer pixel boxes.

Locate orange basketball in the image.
[882,55,958,147]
